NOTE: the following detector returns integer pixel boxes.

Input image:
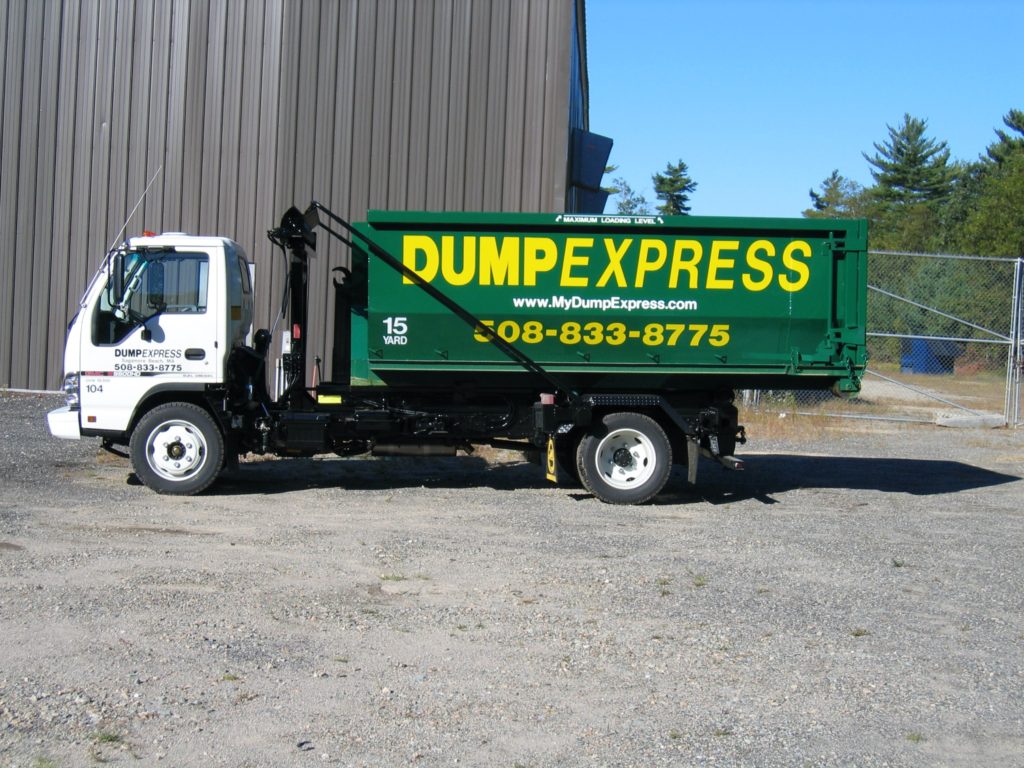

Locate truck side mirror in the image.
[146,260,165,310]
[111,251,126,303]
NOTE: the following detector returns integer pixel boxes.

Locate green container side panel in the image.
[350,213,868,392]
[348,308,375,385]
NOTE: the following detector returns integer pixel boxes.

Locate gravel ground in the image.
[1,391,1023,767]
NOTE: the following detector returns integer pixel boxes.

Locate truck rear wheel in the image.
[576,412,672,505]
[129,403,224,495]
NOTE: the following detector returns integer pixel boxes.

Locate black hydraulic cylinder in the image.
[331,267,352,384]
[287,248,308,389]
[267,206,317,402]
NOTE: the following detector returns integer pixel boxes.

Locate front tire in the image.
[129,403,224,495]
[576,412,672,505]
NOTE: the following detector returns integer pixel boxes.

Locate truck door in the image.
[78,247,223,433]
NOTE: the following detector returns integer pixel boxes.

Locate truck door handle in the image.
[185,348,206,360]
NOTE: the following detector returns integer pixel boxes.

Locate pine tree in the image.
[961,151,1024,257]
[652,160,697,215]
[612,177,652,215]
[863,114,953,204]
[804,170,865,218]
[986,108,1024,164]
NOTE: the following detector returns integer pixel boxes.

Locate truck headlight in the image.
[63,373,80,409]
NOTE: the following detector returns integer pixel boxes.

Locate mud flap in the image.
[545,436,558,483]
[686,437,699,485]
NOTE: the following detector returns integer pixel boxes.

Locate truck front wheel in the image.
[129,403,225,495]
[576,412,672,505]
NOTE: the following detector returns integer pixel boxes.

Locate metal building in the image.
[0,0,606,390]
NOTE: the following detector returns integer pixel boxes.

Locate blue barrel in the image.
[900,338,961,374]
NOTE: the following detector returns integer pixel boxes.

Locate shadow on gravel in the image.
[654,454,1022,506]
[207,455,551,495]
[195,453,1021,503]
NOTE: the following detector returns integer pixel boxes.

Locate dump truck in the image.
[47,204,868,504]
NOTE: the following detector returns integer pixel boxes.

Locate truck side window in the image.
[92,252,209,345]
[237,256,252,294]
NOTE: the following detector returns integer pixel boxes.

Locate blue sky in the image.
[586,0,1024,217]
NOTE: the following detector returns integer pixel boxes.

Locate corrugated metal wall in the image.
[0,0,587,390]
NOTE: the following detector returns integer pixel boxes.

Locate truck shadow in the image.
[653,454,1021,506]
[206,453,1020,502]
[211,455,549,495]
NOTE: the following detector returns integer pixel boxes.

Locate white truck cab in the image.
[48,234,253,445]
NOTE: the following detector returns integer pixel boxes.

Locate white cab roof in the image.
[126,233,243,252]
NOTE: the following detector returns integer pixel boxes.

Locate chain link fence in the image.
[744,251,1024,428]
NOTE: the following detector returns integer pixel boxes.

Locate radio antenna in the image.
[78,166,166,308]
[104,165,163,256]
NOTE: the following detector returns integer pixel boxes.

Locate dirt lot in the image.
[1,392,1023,767]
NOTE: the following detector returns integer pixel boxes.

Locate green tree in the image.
[803,170,866,218]
[986,108,1024,164]
[871,203,943,252]
[864,114,953,205]
[939,109,1024,253]
[959,151,1024,257]
[612,177,652,215]
[935,160,987,250]
[652,160,697,215]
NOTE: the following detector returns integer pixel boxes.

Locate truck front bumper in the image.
[47,406,81,440]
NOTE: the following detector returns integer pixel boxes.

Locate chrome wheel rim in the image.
[145,419,208,482]
[594,428,657,489]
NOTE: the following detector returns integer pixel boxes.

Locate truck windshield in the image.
[92,250,209,345]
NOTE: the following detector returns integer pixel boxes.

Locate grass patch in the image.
[850,628,872,637]
[742,362,1009,428]
[740,410,837,441]
[379,573,408,582]
[93,732,122,745]
[655,576,673,595]
[691,573,708,588]
[221,673,240,682]
[668,729,682,740]
[713,727,734,737]
[906,732,926,743]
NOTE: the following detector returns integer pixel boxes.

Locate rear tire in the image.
[576,412,672,505]
[129,403,224,495]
